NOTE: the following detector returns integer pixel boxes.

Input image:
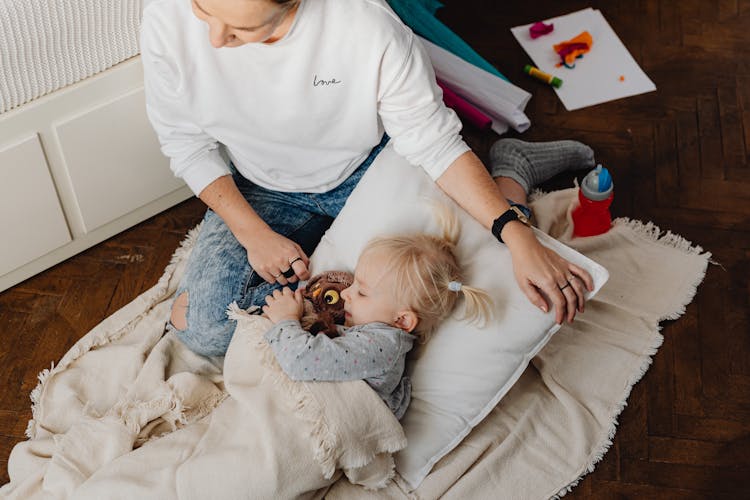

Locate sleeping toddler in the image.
[261,208,491,419]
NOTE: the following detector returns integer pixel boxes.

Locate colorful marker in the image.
[523,64,563,88]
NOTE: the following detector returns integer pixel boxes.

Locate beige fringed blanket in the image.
[0,231,406,500]
[0,189,710,500]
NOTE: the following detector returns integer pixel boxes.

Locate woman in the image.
[140,0,593,356]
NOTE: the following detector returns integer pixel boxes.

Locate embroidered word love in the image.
[313,74,342,87]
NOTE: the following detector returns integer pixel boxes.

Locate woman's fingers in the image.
[526,268,582,325]
[548,281,567,325]
[245,231,311,285]
[277,248,310,284]
[559,282,578,323]
[567,263,593,314]
[568,263,594,292]
[288,251,310,282]
[519,280,549,314]
[511,233,595,324]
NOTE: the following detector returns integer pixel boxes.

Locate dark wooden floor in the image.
[2,0,749,497]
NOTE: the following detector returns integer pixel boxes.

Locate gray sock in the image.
[489,138,595,194]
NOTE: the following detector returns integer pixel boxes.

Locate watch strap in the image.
[491,204,531,244]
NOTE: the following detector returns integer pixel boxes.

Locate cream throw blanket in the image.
[0,189,710,499]
[0,229,406,500]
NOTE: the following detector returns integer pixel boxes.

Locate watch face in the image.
[511,206,530,226]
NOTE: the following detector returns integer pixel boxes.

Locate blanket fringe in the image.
[550,218,710,499]
[107,394,182,437]
[361,454,398,491]
[25,363,54,438]
[227,304,405,481]
[105,381,228,449]
[25,224,203,439]
[614,217,708,256]
[614,217,711,323]
[551,332,664,499]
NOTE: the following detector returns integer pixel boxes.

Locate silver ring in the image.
[559,282,571,291]
[273,272,282,279]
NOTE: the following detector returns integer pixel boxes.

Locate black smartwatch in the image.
[492,206,531,244]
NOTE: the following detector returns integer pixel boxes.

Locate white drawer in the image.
[55,88,183,233]
[0,135,72,276]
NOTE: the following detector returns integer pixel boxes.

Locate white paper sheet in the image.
[511,8,656,111]
[420,37,532,134]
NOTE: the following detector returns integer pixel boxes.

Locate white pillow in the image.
[309,144,609,490]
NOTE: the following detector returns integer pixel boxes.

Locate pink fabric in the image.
[436,79,492,130]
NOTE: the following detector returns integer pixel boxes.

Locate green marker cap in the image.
[551,76,563,88]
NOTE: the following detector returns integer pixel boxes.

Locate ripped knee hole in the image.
[171,292,189,331]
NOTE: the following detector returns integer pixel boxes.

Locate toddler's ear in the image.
[394,311,418,333]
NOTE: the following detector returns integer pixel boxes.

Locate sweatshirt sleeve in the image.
[140,12,231,196]
[264,320,407,382]
[377,27,471,180]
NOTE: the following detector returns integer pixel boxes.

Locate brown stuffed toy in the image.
[299,271,354,338]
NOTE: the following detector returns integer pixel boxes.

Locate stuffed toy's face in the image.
[300,271,354,337]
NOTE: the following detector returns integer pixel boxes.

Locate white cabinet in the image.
[55,89,185,233]
[0,57,193,291]
[0,135,72,277]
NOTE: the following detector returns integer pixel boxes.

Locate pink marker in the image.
[436,79,493,130]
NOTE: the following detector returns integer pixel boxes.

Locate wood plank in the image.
[672,305,705,417]
[620,457,750,492]
[586,479,717,499]
[649,435,750,466]
[697,95,726,180]
[674,414,750,442]
[647,329,676,436]
[617,380,649,460]
[718,0,740,20]
[718,85,747,168]
[738,73,750,163]
[654,120,680,207]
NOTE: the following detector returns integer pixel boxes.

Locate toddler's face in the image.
[340,250,407,329]
[191,0,297,48]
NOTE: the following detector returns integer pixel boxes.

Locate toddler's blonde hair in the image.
[361,204,492,342]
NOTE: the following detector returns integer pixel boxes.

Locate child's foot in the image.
[489,138,595,194]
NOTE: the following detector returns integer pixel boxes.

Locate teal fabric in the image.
[386,0,508,81]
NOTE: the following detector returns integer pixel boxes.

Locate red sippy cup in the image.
[572,164,614,237]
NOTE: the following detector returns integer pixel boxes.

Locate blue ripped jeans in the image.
[173,135,389,356]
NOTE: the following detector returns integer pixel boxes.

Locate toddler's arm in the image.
[264,320,406,382]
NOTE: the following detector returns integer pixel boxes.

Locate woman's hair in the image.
[361,204,492,343]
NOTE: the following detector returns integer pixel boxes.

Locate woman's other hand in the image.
[505,223,594,324]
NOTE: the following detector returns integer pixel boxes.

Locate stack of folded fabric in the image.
[387,0,531,134]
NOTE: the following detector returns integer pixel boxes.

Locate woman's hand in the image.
[433,150,594,324]
[263,287,304,324]
[196,175,310,285]
[243,226,311,285]
[505,223,594,324]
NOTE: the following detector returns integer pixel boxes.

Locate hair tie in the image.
[448,281,463,292]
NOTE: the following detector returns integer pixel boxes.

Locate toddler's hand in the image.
[262,287,304,324]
